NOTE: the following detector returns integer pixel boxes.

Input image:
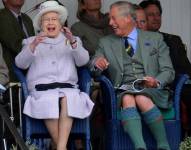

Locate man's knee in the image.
[122,94,136,108]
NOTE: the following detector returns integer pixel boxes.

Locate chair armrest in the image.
[174,74,189,120]
[96,74,190,121]
[96,75,117,120]
[77,67,91,95]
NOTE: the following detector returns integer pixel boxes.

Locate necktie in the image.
[18,15,27,37]
[18,15,23,30]
[124,37,134,57]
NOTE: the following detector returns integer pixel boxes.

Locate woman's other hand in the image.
[62,27,77,48]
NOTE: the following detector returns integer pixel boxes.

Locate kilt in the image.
[117,88,173,120]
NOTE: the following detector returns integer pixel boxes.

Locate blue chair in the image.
[13,64,91,150]
[96,74,189,150]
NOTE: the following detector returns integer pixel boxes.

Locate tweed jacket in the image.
[0,43,9,85]
[0,8,34,81]
[91,29,175,89]
[15,33,94,119]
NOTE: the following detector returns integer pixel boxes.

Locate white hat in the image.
[33,0,68,31]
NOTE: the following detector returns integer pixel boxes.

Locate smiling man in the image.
[90,1,174,150]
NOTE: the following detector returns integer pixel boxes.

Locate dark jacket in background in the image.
[161,32,191,77]
[0,8,34,81]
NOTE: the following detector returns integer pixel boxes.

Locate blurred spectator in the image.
[140,0,191,136]
[71,0,112,57]
[0,43,9,86]
[0,42,9,149]
[0,0,34,81]
[133,4,148,30]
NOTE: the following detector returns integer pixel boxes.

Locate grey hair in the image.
[110,1,136,21]
[58,13,67,26]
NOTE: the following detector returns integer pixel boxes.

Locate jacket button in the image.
[52,61,56,64]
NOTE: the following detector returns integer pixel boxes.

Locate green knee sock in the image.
[121,107,146,149]
[142,106,170,150]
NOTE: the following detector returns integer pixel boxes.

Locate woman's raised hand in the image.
[30,32,47,53]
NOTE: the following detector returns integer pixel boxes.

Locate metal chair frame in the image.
[0,84,28,150]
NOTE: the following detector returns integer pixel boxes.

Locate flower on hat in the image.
[33,0,68,31]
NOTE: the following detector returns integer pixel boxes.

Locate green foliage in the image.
[179,137,191,150]
[10,140,39,150]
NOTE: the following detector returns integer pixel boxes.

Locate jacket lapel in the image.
[137,30,152,71]
[5,9,26,38]
[22,13,34,36]
[110,36,124,71]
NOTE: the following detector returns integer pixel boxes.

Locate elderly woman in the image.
[15,1,94,150]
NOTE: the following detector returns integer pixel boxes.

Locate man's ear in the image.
[125,14,131,23]
[127,14,136,23]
